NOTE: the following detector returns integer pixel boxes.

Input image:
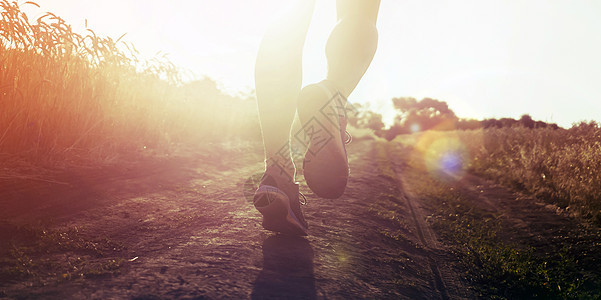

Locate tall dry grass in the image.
[1,0,259,166]
[455,123,601,225]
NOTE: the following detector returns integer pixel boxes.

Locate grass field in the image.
[386,136,601,298]
[395,124,601,226]
[1,0,259,168]
[401,148,601,298]
[459,125,601,225]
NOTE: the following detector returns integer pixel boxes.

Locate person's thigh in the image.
[336,0,380,22]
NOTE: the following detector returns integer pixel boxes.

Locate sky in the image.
[23,0,601,128]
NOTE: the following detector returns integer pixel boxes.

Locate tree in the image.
[347,103,386,137]
[456,118,482,130]
[391,97,457,132]
[519,114,535,129]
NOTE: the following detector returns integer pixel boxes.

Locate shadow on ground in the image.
[251,235,315,299]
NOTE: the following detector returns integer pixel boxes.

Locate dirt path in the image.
[1,139,599,298]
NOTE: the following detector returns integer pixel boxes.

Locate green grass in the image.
[398,143,601,299]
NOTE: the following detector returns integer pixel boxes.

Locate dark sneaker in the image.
[253,165,308,236]
[297,80,350,199]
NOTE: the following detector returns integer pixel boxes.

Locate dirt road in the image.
[1,139,598,298]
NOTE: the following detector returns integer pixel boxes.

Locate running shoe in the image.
[253,164,308,236]
[296,80,350,199]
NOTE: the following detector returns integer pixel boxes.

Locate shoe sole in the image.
[297,82,349,199]
[253,185,308,236]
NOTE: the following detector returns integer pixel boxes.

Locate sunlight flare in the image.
[411,123,483,183]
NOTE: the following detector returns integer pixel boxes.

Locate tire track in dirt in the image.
[381,143,468,300]
[398,182,450,300]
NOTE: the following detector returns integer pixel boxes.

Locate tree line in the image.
[348,97,560,141]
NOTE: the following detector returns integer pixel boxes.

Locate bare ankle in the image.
[265,157,296,182]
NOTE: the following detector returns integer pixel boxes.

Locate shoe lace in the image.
[344,131,352,144]
[299,192,307,205]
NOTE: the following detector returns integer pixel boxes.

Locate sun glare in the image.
[18,0,601,127]
[412,126,483,183]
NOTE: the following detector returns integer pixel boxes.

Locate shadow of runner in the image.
[251,235,316,299]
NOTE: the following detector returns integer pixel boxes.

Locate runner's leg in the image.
[296,0,380,199]
[326,0,380,97]
[255,0,315,179]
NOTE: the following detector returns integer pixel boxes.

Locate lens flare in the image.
[424,137,469,182]
[411,127,479,183]
[439,150,463,174]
